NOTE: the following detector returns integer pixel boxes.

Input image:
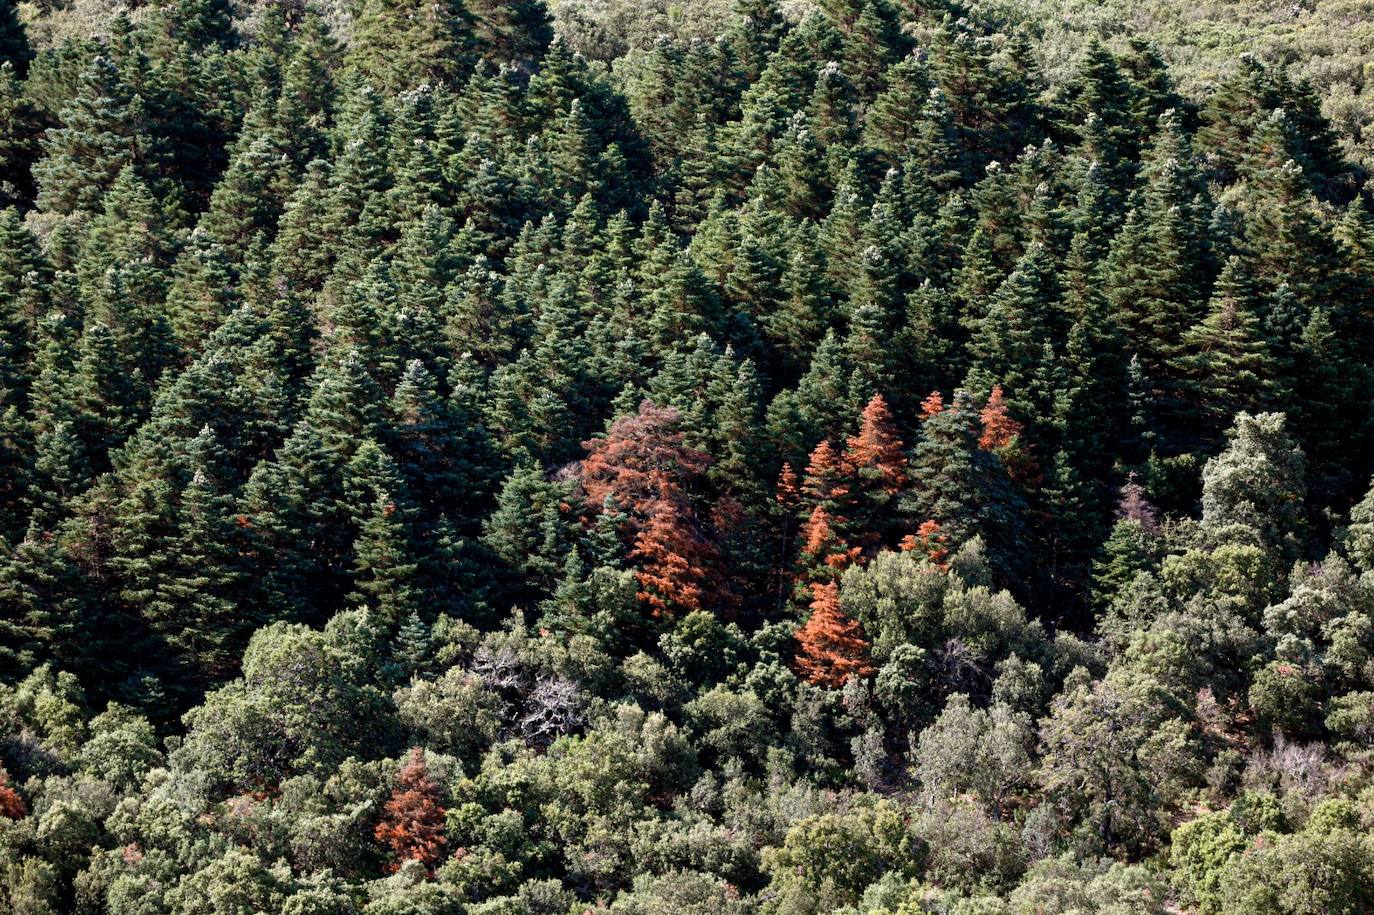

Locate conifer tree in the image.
[726,0,787,84]
[842,393,907,546]
[1091,479,1163,615]
[466,0,552,65]
[965,244,1060,426]
[0,0,32,77]
[35,56,160,215]
[348,0,475,94]
[350,489,421,626]
[482,461,574,592]
[1103,110,1210,387]
[1172,255,1273,434]
[165,230,240,352]
[631,495,724,619]
[0,63,41,208]
[902,390,1028,582]
[793,580,873,688]
[145,438,247,684]
[0,525,91,680]
[581,401,727,618]
[375,748,447,874]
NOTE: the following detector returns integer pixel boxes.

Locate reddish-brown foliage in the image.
[776,463,800,508]
[978,385,1022,450]
[1116,475,1160,535]
[846,394,908,496]
[901,519,950,570]
[920,390,945,419]
[801,440,852,508]
[581,400,728,617]
[793,581,874,688]
[0,767,25,820]
[978,385,1038,481]
[375,748,446,874]
[581,401,712,515]
[631,497,725,617]
[799,505,861,575]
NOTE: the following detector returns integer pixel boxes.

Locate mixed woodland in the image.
[1,0,1374,911]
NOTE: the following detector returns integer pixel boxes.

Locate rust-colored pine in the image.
[801,439,852,509]
[845,394,907,495]
[581,400,727,617]
[581,400,712,515]
[793,581,874,688]
[978,385,1022,450]
[901,519,950,570]
[631,496,721,617]
[375,748,446,874]
[978,385,1038,482]
[776,462,800,508]
[0,767,24,820]
[799,504,861,575]
[920,390,945,419]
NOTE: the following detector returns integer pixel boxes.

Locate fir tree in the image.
[348,0,475,94]
[1172,255,1274,434]
[375,748,447,874]
[0,0,32,77]
[0,63,42,208]
[35,56,160,215]
[793,580,873,688]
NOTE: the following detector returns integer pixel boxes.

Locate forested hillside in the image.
[1,0,1374,911]
[554,0,1374,168]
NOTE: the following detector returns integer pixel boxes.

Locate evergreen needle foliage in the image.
[0,0,1373,912]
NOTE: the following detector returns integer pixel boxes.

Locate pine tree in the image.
[146,438,247,684]
[793,580,873,688]
[1103,110,1210,384]
[165,230,240,352]
[0,63,42,208]
[1172,255,1273,434]
[902,390,1028,582]
[348,0,475,94]
[375,748,447,874]
[581,401,727,618]
[631,495,724,619]
[0,0,32,77]
[466,0,552,65]
[350,489,421,626]
[35,56,161,215]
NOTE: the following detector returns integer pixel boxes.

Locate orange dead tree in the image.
[582,400,727,617]
[375,748,446,874]
[978,385,1021,450]
[0,767,25,820]
[630,495,721,617]
[793,580,874,688]
[901,519,950,570]
[846,394,908,496]
[978,384,1037,481]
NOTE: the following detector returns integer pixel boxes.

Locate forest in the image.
[1,0,1374,911]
